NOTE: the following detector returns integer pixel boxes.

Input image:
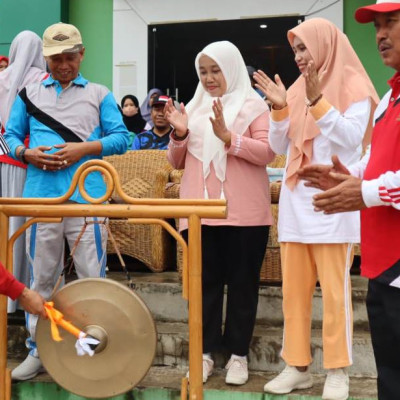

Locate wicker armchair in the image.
[104,150,175,272]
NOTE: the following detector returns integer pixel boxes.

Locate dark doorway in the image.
[148,16,304,104]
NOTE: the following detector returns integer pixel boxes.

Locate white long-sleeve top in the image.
[270,97,371,243]
[349,90,400,210]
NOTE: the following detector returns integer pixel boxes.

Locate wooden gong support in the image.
[0,159,227,400]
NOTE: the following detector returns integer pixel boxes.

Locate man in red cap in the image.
[131,95,173,150]
[298,1,400,398]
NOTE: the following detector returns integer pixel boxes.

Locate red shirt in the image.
[0,262,25,300]
[361,72,400,278]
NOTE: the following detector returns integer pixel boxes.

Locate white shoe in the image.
[322,368,349,400]
[11,354,44,381]
[264,365,313,394]
[186,356,214,383]
[225,355,248,385]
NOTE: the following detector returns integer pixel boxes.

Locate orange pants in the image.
[280,242,353,369]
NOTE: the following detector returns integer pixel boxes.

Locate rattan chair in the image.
[104,150,175,272]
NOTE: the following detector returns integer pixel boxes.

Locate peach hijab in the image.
[285,18,379,189]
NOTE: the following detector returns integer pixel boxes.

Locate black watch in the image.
[18,147,28,164]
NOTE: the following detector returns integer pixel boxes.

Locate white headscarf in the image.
[0,31,46,125]
[186,41,267,195]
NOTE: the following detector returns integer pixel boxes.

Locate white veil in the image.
[186,41,267,192]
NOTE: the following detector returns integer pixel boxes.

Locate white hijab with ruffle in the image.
[186,41,267,197]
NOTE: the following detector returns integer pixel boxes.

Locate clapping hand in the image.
[164,98,188,137]
[253,70,287,109]
[210,98,230,144]
[304,61,321,104]
[297,155,350,191]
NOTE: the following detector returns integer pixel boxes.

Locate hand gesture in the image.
[297,155,350,191]
[253,70,287,108]
[24,145,63,171]
[210,98,230,144]
[164,98,188,137]
[304,61,321,103]
[312,174,366,214]
[53,142,89,167]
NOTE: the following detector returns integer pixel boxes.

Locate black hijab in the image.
[121,95,147,134]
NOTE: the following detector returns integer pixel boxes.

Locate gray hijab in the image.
[0,30,46,125]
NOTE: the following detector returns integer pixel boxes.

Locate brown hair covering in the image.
[285,18,379,189]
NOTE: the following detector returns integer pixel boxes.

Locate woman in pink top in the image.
[166,41,275,386]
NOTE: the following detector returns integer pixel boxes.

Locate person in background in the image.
[0,261,46,318]
[0,56,9,72]
[254,17,378,400]
[166,40,274,386]
[120,94,146,147]
[5,22,129,381]
[132,95,173,150]
[0,31,48,313]
[120,94,146,135]
[298,2,400,399]
[140,88,163,129]
[246,65,264,98]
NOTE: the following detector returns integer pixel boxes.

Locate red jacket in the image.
[361,73,400,278]
[0,262,24,300]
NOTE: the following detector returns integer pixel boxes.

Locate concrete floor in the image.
[9,361,377,399]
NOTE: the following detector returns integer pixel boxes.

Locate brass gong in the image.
[37,278,157,398]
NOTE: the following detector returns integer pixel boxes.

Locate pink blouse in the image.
[167,111,275,231]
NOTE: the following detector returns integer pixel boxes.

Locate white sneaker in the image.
[11,354,44,381]
[225,355,248,385]
[186,356,214,383]
[264,365,313,394]
[322,368,349,400]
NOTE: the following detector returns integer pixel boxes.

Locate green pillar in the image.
[344,0,393,97]
[69,0,113,90]
[0,0,68,56]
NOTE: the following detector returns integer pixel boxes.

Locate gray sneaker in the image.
[322,368,349,400]
[225,356,248,385]
[264,365,313,394]
[11,354,44,381]
[185,356,214,383]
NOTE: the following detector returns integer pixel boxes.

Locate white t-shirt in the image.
[269,98,371,243]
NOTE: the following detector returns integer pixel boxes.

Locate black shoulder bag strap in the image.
[19,87,83,143]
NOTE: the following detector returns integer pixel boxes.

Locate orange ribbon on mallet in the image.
[44,301,82,341]
[44,302,100,357]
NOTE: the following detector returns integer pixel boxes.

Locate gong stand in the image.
[0,159,227,400]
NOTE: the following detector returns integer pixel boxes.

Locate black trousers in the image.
[366,279,400,400]
[183,225,269,356]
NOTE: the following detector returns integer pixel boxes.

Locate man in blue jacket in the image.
[5,22,129,380]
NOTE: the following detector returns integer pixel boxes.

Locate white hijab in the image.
[186,41,267,196]
[0,31,46,125]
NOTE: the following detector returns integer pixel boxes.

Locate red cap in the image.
[355,1,400,23]
[151,95,170,107]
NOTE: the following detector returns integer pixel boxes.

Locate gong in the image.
[37,278,157,398]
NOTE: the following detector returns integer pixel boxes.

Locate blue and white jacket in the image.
[5,74,129,203]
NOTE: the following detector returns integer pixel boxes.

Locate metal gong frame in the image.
[0,159,227,400]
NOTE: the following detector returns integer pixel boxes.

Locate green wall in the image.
[69,0,113,90]
[0,0,68,56]
[344,0,393,97]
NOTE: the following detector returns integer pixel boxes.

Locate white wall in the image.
[113,0,343,103]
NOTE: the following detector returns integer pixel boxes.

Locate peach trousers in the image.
[280,242,354,369]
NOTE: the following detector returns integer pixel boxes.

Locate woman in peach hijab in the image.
[254,18,379,400]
